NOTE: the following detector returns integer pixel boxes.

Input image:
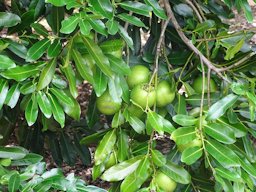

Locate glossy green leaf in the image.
[6,40,27,59]
[107,54,131,75]
[20,81,37,95]
[48,39,61,58]
[118,14,146,28]
[239,157,256,179]
[129,115,145,134]
[37,91,52,118]
[25,94,38,126]
[204,123,236,144]
[174,94,187,114]
[215,167,241,182]
[181,146,203,165]
[160,161,191,184]
[152,150,166,167]
[120,75,130,103]
[26,39,51,62]
[101,156,143,181]
[205,139,240,168]
[144,0,167,19]
[49,87,73,106]
[193,20,215,33]
[79,20,92,36]
[89,0,113,19]
[0,79,8,110]
[60,15,79,34]
[61,64,78,98]
[162,118,176,134]
[71,49,94,84]
[8,172,20,192]
[225,38,244,60]
[100,39,125,53]
[4,83,20,109]
[147,111,164,135]
[37,59,57,90]
[186,93,220,107]
[31,23,49,37]
[120,157,150,192]
[94,130,116,165]
[117,130,129,162]
[172,114,197,126]
[206,94,239,121]
[48,94,65,128]
[242,136,256,162]
[93,68,108,97]
[0,146,27,159]
[81,37,113,77]
[0,55,16,70]
[106,19,119,35]
[119,1,152,17]
[171,126,196,145]
[0,64,40,81]
[0,12,21,27]
[88,19,108,36]
[59,132,76,165]
[45,0,65,6]
[112,111,124,128]
[118,25,134,50]
[108,75,122,103]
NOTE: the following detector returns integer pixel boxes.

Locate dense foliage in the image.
[1,0,256,191]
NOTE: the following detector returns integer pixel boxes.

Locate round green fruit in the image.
[156,80,175,107]
[177,138,202,152]
[96,91,121,115]
[130,84,156,109]
[192,76,217,93]
[155,171,177,192]
[105,152,117,169]
[127,65,150,89]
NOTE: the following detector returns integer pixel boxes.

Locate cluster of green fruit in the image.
[96,65,175,116]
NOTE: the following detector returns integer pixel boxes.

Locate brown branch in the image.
[185,0,203,23]
[163,0,230,82]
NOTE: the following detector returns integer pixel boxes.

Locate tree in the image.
[0,0,256,191]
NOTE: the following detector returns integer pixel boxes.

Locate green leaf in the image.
[106,19,119,35]
[37,91,52,118]
[152,150,166,167]
[48,39,61,58]
[160,161,191,184]
[147,111,164,135]
[93,68,108,97]
[119,1,152,17]
[117,130,129,162]
[4,83,20,109]
[171,126,196,145]
[186,93,220,107]
[120,75,130,103]
[79,20,92,36]
[144,0,167,19]
[118,14,146,28]
[215,167,241,182]
[31,23,49,37]
[60,15,79,34]
[48,93,65,128]
[8,172,20,192]
[181,146,203,165]
[112,111,124,128]
[205,139,240,168]
[225,38,244,60]
[108,75,122,103]
[129,115,145,134]
[81,37,113,77]
[0,79,9,110]
[89,0,113,19]
[0,146,27,159]
[242,136,256,162]
[94,130,116,165]
[107,54,131,75]
[0,64,40,81]
[193,20,215,33]
[206,94,239,121]
[59,132,76,165]
[101,156,143,181]
[88,19,108,36]
[172,114,197,126]
[6,40,27,59]
[11,153,43,166]
[239,157,256,179]
[100,39,125,53]
[204,123,236,144]
[37,58,57,91]
[120,157,150,192]
[71,49,94,84]
[20,81,37,95]
[49,87,73,106]
[46,0,66,6]
[0,12,21,27]
[0,55,16,70]
[26,39,51,62]
[118,25,134,50]
[61,64,78,98]
[25,94,38,126]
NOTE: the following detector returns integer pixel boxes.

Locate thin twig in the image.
[207,68,211,107]
[185,0,203,23]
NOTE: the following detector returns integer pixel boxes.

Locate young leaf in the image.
[26,39,51,62]
[60,15,79,34]
[0,55,16,70]
[37,58,57,91]
[101,156,143,181]
[204,123,236,144]
[94,130,116,165]
[181,146,203,165]
[25,94,38,126]
[172,114,197,126]
[37,91,52,118]
[206,94,239,121]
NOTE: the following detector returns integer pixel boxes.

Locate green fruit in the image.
[177,138,202,152]
[155,171,177,192]
[156,80,175,107]
[96,91,121,115]
[192,76,217,93]
[105,152,117,169]
[127,65,150,89]
[130,84,156,109]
